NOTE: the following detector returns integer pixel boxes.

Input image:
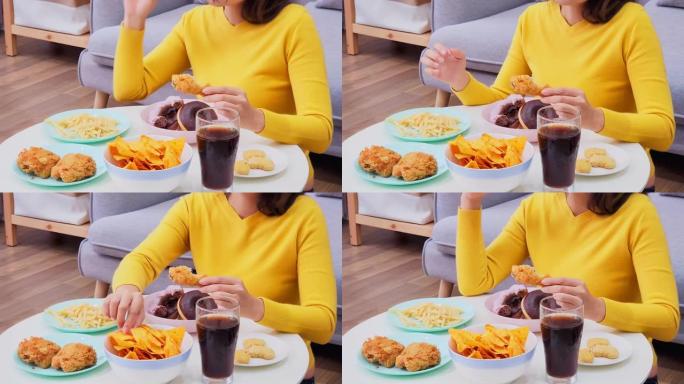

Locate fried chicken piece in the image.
[511,75,546,96]
[391,152,437,181]
[50,153,96,183]
[395,342,441,372]
[17,337,61,369]
[361,336,404,368]
[51,343,96,372]
[16,147,60,178]
[171,74,205,95]
[511,265,548,286]
[169,266,205,286]
[358,146,401,177]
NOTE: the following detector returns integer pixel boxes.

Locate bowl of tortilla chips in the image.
[104,134,192,191]
[448,323,537,384]
[105,324,192,384]
[444,133,534,191]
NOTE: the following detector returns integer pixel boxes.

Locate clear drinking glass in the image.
[196,107,240,191]
[540,295,584,384]
[196,296,240,384]
[537,105,581,191]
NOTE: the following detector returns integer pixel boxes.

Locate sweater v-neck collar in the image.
[558,193,595,222]
[551,1,589,32]
[221,194,262,223]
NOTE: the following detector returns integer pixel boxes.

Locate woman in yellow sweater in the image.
[423,0,674,188]
[457,192,680,383]
[103,193,337,383]
[115,0,333,189]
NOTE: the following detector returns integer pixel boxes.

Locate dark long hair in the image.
[581,0,635,24]
[242,0,291,24]
[258,193,301,216]
[588,193,632,215]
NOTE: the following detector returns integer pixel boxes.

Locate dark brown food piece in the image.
[519,99,555,130]
[177,290,216,320]
[178,101,213,131]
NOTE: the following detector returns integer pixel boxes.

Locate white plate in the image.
[235,332,289,367]
[578,331,632,366]
[234,145,288,178]
[575,143,630,176]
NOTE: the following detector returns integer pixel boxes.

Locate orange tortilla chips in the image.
[109,325,185,360]
[108,135,185,170]
[449,134,526,169]
[449,324,528,359]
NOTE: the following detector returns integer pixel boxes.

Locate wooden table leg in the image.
[93,90,110,109]
[435,89,451,108]
[3,193,18,246]
[2,0,18,56]
[347,193,362,245]
[343,0,359,55]
[93,280,110,298]
[438,280,454,298]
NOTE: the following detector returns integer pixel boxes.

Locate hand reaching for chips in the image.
[108,135,185,170]
[108,325,185,360]
[449,324,528,359]
[449,134,527,169]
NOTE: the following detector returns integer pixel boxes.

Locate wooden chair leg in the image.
[435,89,451,108]
[93,280,110,298]
[347,193,362,245]
[93,90,110,109]
[3,193,17,246]
[437,280,454,298]
[3,0,18,56]
[343,0,359,55]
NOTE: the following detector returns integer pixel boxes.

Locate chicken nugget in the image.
[235,349,251,364]
[246,345,275,360]
[169,265,205,286]
[576,158,592,174]
[361,336,404,368]
[591,344,619,359]
[243,338,266,348]
[510,75,546,96]
[17,337,61,369]
[587,338,610,348]
[511,265,548,286]
[589,154,616,170]
[243,149,267,160]
[584,147,607,158]
[171,74,205,95]
[395,342,440,372]
[579,348,594,364]
[391,152,437,181]
[51,153,96,183]
[16,147,60,178]
[51,343,96,372]
[235,160,250,175]
[248,157,275,171]
[358,146,401,178]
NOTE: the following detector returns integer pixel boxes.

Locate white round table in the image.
[0,106,309,192]
[1,313,309,384]
[342,106,650,192]
[343,294,653,384]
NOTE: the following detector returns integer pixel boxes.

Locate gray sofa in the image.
[77,193,343,345]
[422,193,684,344]
[419,0,684,155]
[78,0,342,157]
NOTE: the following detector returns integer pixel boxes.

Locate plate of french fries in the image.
[43,298,116,333]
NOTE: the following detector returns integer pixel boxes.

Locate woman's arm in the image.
[257,13,333,154]
[598,11,675,152]
[257,204,337,344]
[456,194,530,296]
[111,197,191,291]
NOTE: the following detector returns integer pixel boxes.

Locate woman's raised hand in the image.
[199,276,265,321]
[202,87,265,133]
[123,0,159,30]
[103,284,144,333]
[540,88,605,132]
[540,277,607,322]
[460,193,486,210]
[421,43,470,91]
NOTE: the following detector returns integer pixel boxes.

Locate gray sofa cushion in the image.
[649,193,684,312]
[316,0,342,10]
[657,0,684,8]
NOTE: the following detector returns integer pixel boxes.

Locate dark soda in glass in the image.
[541,313,584,379]
[197,314,240,380]
[538,123,580,189]
[197,126,239,190]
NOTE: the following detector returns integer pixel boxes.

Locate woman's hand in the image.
[199,276,265,321]
[123,0,158,30]
[540,277,606,322]
[102,284,144,333]
[202,87,265,133]
[460,193,486,210]
[540,88,605,132]
[421,43,470,91]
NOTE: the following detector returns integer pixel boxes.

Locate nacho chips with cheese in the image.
[108,135,185,170]
[449,134,527,169]
[108,325,185,360]
[449,324,528,359]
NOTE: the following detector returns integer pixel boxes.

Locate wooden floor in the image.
[342,35,684,192]
[0,34,341,192]
[342,222,684,384]
[0,223,341,383]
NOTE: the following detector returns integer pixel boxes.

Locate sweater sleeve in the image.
[599,202,680,341]
[598,11,675,152]
[257,204,337,344]
[258,12,333,154]
[456,203,529,296]
[111,198,191,291]
[452,11,530,106]
[113,18,190,101]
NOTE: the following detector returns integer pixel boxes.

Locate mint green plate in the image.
[14,332,107,377]
[355,142,447,186]
[43,109,130,144]
[43,298,116,334]
[14,144,107,187]
[385,107,470,142]
[387,297,475,333]
[358,332,450,376]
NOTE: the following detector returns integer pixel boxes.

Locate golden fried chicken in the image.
[510,75,546,96]
[51,343,96,372]
[395,342,441,372]
[358,146,401,177]
[171,74,205,95]
[361,336,404,368]
[391,152,437,181]
[511,265,548,286]
[50,153,96,183]
[16,147,60,178]
[17,337,61,369]
[169,266,205,286]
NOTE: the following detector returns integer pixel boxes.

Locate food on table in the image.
[449,324,528,359]
[169,265,205,286]
[17,337,61,368]
[243,345,275,360]
[235,160,250,175]
[361,336,404,368]
[243,338,266,348]
[235,349,251,364]
[171,74,206,95]
[576,148,617,174]
[511,265,547,286]
[521,289,558,319]
[576,159,592,174]
[108,325,185,360]
[16,147,60,178]
[47,303,115,329]
[234,150,276,176]
[152,99,184,131]
[510,75,546,96]
[395,342,441,372]
[389,112,461,138]
[449,134,527,169]
[358,146,402,178]
[178,101,214,131]
[50,343,97,372]
[177,290,214,320]
[590,344,619,359]
[243,149,266,160]
[50,153,96,183]
[151,287,217,321]
[492,285,558,320]
[394,302,463,328]
[585,148,606,158]
[579,338,619,363]
[46,114,118,140]
[518,99,554,130]
[588,154,616,169]
[579,348,594,363]
[108,135,185,170]
[495,99,554,130]
[587,338,609,348]
[247,156,275,171]
[391,152,437,181]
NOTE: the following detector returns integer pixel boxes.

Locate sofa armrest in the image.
[90,193,184,222]
[90,0,193,32]
[431,0,532,31]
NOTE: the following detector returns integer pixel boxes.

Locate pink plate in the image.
[140,97,200,144]
[480,95,539,143]
[484,291,541,332]
[144,286,198,333]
